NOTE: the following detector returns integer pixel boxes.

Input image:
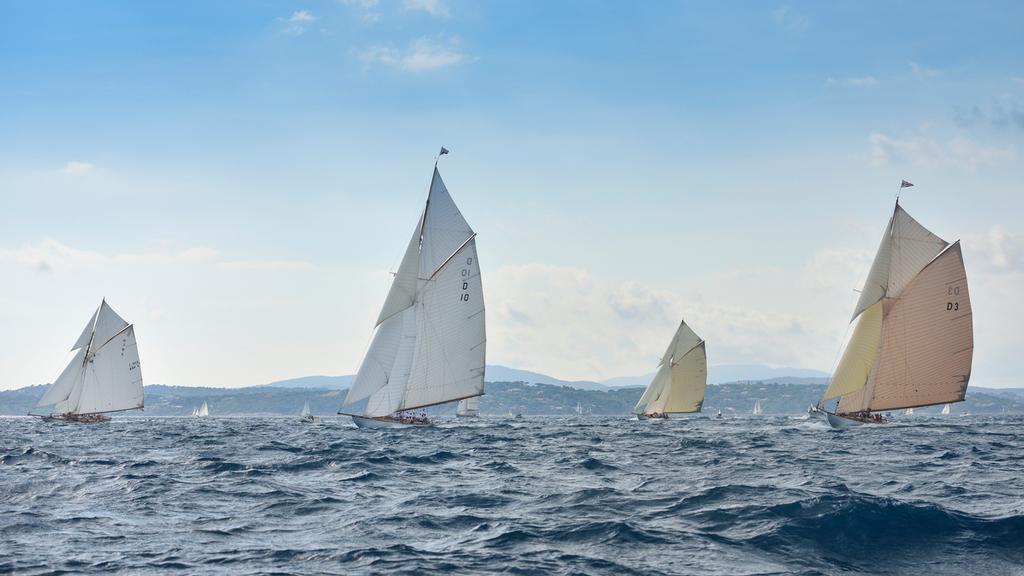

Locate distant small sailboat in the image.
[821,189,973,429]
[456,396,480,418]
[196,402,209,418]
[634,318,707,420]
[941,404,951,415]
[33,300,144,423]
[715,409,723,419]
[338,151,486,429]
[904,407,914,416]
[190,406,199,417]
[300,401,320,423]
[752,400,763,416]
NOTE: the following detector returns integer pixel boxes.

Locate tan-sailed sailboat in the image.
[634,318,707,420]
[338,149,486,429]
[820,183,974,429]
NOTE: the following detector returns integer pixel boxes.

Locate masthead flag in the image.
[439,147,449,156]
[900,180,914,189]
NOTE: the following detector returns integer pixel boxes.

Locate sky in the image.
[1,1,1022,390]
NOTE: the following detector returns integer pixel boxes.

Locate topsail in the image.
[823,201,973,416]
[341,166,486,420]
[36,300,144,416]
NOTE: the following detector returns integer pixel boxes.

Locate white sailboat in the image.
[752,400,763,416]
[190,406,199,417]
[633,318,707,420]
[821,189,973,429]
[196,402,209,418]
[33,300,144,423]
[941,403,951,415]
[904,407,914,416]
[339,152,486,429]
[300,401,320,423]
[456,396,480,418]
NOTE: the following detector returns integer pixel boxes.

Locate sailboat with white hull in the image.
[32,300,144,423]
[339,151,486,429]
[633,318,707,420]
[456,396,480,418]
[821,187,973,429]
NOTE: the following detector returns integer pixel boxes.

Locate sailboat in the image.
[633,318,707,420]
[300,401,320,423]
[33,300,144,423]
[941,404,951,415]
[196,402,209,418]
[752,400,763,416]
[456,396,480,418]
[190,406,199,417]
[820,190,973,429]
[338,151,486,429]
[904,407,914,416]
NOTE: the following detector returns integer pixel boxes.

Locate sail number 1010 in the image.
[458,257,473,302]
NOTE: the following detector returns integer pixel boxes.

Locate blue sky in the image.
[2,1,1022,389]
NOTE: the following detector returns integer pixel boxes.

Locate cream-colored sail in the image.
[827,201,973,415]
[635,319,706,415]
[341,164,486,418]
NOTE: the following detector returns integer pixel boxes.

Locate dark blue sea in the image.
[2,415,1022,575]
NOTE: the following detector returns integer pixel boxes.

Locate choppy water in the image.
[2,415,1023,575]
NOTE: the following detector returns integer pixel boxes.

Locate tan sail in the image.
[635,319,707,415]
[826,200,974,416]
[861,242,972,410]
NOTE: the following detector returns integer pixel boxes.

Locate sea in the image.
[2,415,1022,575]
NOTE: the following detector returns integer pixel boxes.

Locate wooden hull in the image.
[350,415,432,429]
[636,413,669,421]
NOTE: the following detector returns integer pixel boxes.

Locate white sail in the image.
[634,319,707,416]
[191,407,199,417]
[456,396,480,416]
[753,400,763,415]
[828,201,974,415]
[198,402,209,417]
[941,403,951,415]
[342,165,486,418]
[301,402,311,417]
[37,301,143,415]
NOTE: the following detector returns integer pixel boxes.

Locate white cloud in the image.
[358,36,471,71]
[339,0,380,24]
[869,132,1014,169]
[404,0,449,17]
[964,225,1024,273]
[281,10,318,36]
[772,5,810,31]
[61,160,93,174]
[826,76,877,87]
[909,61,940,80]
[221,259,315,270]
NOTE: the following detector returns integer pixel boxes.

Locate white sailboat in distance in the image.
[941,404,951,415]
[300,401,321,423]
[752,400,763,416]
[456,396,480,418]
[634,318,707,420]
[339,150,486,429]
[33,300,144,423]
[821,185,973,429]
[196,402,209,418]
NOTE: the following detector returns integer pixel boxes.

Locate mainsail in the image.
[634,319,707,416]
[823,202,973,414]
[341,166,486,418]
[36,300,144,416]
